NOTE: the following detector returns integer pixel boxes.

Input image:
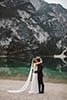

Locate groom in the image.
[35,56,44,94]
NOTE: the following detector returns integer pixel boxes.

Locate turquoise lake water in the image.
[0,57,67,81]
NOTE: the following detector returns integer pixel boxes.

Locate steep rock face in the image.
[0,0,67,57]
[35,3,67,37]
[33,3,67,55]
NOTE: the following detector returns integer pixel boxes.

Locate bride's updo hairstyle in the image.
[32,58,37,63]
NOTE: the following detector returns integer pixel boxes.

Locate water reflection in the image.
[0,57,31,77]
[0,57,67,73]
[47,57,67,71]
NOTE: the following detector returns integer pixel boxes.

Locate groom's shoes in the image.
[39,91,44,94]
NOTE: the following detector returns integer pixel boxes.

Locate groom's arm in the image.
[34,70,38,73]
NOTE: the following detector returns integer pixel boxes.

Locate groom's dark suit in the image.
[35,62,44,93]
[37,63,44,93]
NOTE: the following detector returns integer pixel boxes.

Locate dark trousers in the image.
[38,76,44,93]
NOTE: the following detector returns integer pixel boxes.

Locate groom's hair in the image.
[37,58,40,62]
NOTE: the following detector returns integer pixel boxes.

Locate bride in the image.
[29,58,39,93]
[8,58,41,94]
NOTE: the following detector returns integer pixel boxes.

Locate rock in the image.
[0,0,67,57]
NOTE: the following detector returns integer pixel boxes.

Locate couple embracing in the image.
[29,56,44,94]
[8,56,44,94]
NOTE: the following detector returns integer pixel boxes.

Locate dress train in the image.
[8,67,32,93]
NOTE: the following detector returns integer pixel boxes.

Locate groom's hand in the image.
[34,71,38,73]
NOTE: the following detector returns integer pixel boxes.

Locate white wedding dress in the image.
[8,65,39,94]
[29,66,39,94]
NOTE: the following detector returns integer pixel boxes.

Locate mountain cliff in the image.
[0,0,67,57]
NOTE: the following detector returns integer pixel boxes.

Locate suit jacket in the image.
[37,63,43,77]
[34,63,43,78]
